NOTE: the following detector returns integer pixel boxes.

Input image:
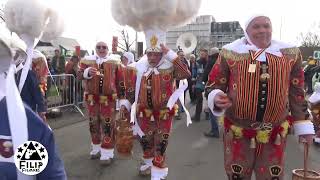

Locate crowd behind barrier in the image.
[46,74,84,116]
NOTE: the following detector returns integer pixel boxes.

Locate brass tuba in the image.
[176,32,197,54]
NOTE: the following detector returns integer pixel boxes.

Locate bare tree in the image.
[298,32,320,47]
[117,29,135,52]
[297,22,320,47]
[194,38,214,57]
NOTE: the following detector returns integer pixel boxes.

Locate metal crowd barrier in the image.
[46,74,84,116]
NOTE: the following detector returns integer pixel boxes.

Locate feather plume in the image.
[111,0,202,31]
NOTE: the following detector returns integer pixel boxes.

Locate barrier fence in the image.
[46,74,84,116]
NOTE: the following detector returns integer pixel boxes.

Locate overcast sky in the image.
[1,0,320,51]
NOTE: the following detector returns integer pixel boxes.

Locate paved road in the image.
[50,103,320,180]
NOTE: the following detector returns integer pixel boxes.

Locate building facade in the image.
[166,15,244,51]
[36,37,88,59]
[166,15,214,52]
[211,21,244,48]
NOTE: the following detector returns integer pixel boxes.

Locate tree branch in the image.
[118,42,126,48]
[117,46,126,51]
[298,23,320,47]
[129,40,135,47]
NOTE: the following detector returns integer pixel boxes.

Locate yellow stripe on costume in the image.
[220,49,250,62]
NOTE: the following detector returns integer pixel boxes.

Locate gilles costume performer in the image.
[130,30,191,180]
[206,15,315,180]
[0,28,66,180]
[32,50,49,97]
[110,0,200,178]
[14,49,48,122]
[78,42,129,165]
[1,0,66,178]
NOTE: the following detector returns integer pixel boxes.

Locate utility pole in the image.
[279,16,283,40]
[135,31,138,59]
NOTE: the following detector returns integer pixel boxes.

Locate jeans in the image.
[209,111,219,134]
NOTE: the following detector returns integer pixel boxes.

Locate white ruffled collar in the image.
[84,54,108,63]
[223,37,295,61]
[134,55,172,74]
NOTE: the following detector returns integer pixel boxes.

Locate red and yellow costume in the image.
[32,51,48,96]
[129,45,190,179]
[78,54,127,161]
[206,38,313,180]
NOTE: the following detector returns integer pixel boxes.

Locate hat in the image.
[0,32,29,167]
[3,33,27,66]
[242,14,270,46]
[123,51,135,64]
[209,47,219,55]
[145,29,166,53]
[32,49,46,60]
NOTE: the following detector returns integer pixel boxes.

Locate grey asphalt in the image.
[50,103,320,180]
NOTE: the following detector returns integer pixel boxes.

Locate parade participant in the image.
[131,30,191,180]
[32,50,49,121]
[175,50,189,120]
[206,15,315,180]
[111,0,200,178]
[0,31,66,180]
[119,52,136,106]
[121,51,135,66]
[115,51,136,156]
[32,50,49,96]
[78,41,128,165]
[116,52,135,114]
[15,49,47,123]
